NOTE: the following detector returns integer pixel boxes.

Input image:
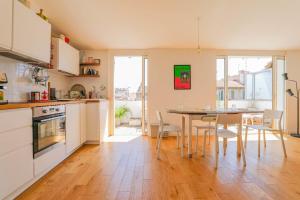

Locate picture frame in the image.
[174,65,191,90]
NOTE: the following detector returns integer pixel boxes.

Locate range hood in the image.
[0,50,49,68]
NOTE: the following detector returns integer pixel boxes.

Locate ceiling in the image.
[32,0,300,50]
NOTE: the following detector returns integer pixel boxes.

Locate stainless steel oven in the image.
[33,105,66,158]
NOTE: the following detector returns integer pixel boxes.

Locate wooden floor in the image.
[17,134,300,200]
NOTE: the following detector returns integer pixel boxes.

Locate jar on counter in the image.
[0,85,8,104]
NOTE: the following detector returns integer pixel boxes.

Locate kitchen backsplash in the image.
[0,56,69,102]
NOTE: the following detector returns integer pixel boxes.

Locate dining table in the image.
[167,107,264,158]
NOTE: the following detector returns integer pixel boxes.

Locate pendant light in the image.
[197,17,201,53]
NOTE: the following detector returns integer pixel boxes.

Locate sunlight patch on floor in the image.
[223,133,286,142]
[103,135,140,142]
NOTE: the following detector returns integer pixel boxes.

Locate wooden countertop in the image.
[0,99,107,110]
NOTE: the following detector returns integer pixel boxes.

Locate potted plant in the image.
[115,105,131,126]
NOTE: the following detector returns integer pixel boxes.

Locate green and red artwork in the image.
[174,65,191,90]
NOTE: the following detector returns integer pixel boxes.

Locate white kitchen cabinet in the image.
[51,38,80,75]
[0,0,13,50]
[12,0,51,63]
[0,108,32,133]
[80,103,87,144]
[86,100,109,143]
[66,104,81,154]
[0,108,33,200]
[0,145,33,200]
[34,143,66,176]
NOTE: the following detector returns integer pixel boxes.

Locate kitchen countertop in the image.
[0,99,107,110]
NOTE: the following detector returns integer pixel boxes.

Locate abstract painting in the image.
[174,65,191,90]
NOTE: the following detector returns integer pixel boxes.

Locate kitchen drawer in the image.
[0,145,33,200]
[0,108,32,133]
[34,143,66,176]
[0,126,32,157]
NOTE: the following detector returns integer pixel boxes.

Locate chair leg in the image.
[258,129,261,157]
[244,126,248,149]
[223,138,227,156]
[176,131,180,149]
[215,133,219,169]
[208,122,211,145]
[195,128,199,154]
[208,131,211,145]
[239,133,247,167]
[280,131,287,157]
[157,131,163,159]
[263,130,266,148]
[202,130,207,157]
[216,135,220,154]
[156,130,160,150]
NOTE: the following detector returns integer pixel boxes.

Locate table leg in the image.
[188,115,193,158]
[181,116,185,158]
[237,124,242,156]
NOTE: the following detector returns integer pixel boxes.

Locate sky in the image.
[114,56,145,93]
[217,56,272,80]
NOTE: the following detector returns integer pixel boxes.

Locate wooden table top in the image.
[167,108,264,115]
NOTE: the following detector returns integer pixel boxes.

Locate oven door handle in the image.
[39,115,65,123]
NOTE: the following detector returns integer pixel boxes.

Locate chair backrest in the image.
[216,113,242,126]
[263,109,283,129]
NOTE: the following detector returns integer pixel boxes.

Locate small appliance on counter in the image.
[50,88,57,100]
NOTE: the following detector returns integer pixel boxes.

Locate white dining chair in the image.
[156,111,181,159]
[193,115,216,155]
[214,113,246,168]
[244,109,287,157]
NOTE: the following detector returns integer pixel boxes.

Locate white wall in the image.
[69,50,109,98]
[147,49,216,129]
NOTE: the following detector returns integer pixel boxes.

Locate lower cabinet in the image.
[0,145,33,200]
[66,104,81,154]
[34,143,66,176]
[86,100,109,143]
[80,103,87,144]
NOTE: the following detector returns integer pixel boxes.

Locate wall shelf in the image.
[74,74,100,78]
[80,63,100,67]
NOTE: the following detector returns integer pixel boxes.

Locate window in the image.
[216,56,274,109]
[216,58,225,109]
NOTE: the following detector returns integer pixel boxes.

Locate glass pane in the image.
[245,74,253,99]
[228,56,272,109]
[276,59,285,111]
[38,117,65,151]
[276,58,285,128]
[254,69,272,100]
[114,56,143,136]
[216,58,225,109]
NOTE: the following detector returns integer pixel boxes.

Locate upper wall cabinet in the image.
[12,0,51,63]
[51,38,79,76]
[0,0,13,50]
